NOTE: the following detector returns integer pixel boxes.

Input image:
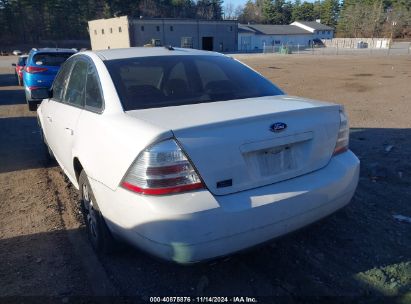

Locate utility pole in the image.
[390,21,397,44]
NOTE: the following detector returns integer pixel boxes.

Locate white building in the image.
[238,21,334,52]
[291,21,334,39]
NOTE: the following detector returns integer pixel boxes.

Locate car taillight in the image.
[121,139,204,195]
[333,107,349,155]
[25,66,48,73]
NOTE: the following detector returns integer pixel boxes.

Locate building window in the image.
[170,26,173,31]
[110,28,112,33]
[181,37,193,48]
[156,25,160,32]
[322,30,325,34]
[230,26,233,31]
[94,29,97,35]
[101,29,104,34]
[327,31,330,34]
[119,26,122,33]
[141,26,144,31]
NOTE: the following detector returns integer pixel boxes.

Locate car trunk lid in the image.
[126,95,341,195]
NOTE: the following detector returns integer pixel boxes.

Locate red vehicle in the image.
[12,55,28,86]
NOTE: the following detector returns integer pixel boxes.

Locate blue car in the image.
[23,48,76,111]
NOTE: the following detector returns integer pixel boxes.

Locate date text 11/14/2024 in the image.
[149,296,258,303]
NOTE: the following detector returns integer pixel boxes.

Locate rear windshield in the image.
[18,57,27,65]
[104,55,284,110]
[33,53,73,67]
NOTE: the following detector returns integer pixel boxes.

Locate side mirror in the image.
[11,63,16,66]
[31,88,52,100]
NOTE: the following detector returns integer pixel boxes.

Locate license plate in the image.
[257,145,295,176]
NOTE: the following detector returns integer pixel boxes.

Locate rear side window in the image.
[52,60,74,102]
[33,52,73,67]
[85,64,104,111]
[104,55,284,111]
[64,60,88,107]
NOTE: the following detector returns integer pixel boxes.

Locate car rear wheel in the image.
[79,170,116,254]
[27,98,37,111]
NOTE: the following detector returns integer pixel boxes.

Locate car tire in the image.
[79,170,116,254]
[27,99,37,111]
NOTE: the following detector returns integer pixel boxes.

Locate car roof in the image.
[32,48,77,54]
[91,47,224,61]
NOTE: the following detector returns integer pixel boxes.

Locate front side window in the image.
[52,59,74,102]
[85,64,104,111]
[64,60,88,107]
[105,55,284,111]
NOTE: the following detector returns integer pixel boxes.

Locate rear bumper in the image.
[90,151,360,263]
[24,86,49,102]
[23,75,53,100]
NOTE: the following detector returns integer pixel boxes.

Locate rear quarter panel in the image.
[68,51,174,190]
[72,111,172,190]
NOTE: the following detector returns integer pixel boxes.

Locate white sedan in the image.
[36,47,359,263]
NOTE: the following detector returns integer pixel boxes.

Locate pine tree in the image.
[320,0,339,27]
[292,1,315,22]
[263,0,291,24]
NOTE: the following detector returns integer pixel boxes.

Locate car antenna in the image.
[164,45,174,51]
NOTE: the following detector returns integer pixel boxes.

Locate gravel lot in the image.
[0,54,410,303]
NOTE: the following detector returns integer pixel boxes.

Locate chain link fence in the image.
[262,42,411,56]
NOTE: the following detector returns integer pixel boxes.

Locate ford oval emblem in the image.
[270,122,287,132]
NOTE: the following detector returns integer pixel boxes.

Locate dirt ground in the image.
[0,54,410,303]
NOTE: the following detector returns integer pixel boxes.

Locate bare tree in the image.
[238,0,265,24]
[383,4,411,38]
[338,1,384,38]
[224,1,235,19]
[234,5,244,20]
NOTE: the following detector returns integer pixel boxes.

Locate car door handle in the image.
[65,127,74,136]
[46,116,52,122]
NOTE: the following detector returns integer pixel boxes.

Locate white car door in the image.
[47,58,87,181]
[41,59,74,151]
